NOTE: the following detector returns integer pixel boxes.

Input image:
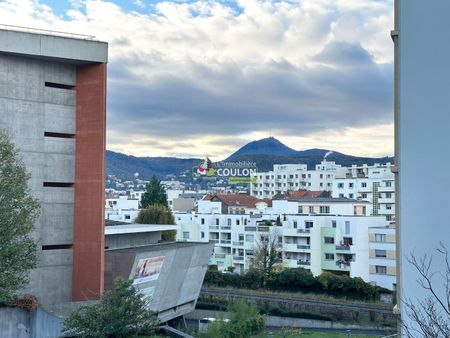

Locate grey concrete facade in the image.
[105,242,214,323]
[0,28,107,306]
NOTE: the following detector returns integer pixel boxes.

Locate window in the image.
[305,221,314,229]
[375,265,387,274]
[319,206,330,214]
[183,232,190,239]
[278,236,282,244]
[386,181,392,187]
[239,234,244,241]
[216,218,220,225]
[309,206,314,213]
[228,219,232,226]
[386,204,392,210]
[338,183,344,188]
[236,219,240,225]
[349,193,354,199]
[345,221,351,235]
[361,193,367,198]
[245,234,254,242]
[386,192,392,198]
[201,218,205,225]
[375,234,386,242]
[124,215,130,220]
[349,183,354,188]
[332,220,337,228]
[201,231,205,239]
[361,182,367,188]
[325,253,335,260]
[375,250,387,258]
[298,206,303,213]
[324,237,334,244]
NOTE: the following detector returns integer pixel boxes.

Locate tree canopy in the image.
[63,278,159,338]
[249,234,281,286]
[135,204,177,242]
[0,130,39,303]
[139,176,168,208]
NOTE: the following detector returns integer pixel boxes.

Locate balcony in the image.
[233,256,244,261]
[214,253,226,259]
[297,229,311,234]
[257,226,270,232]
[298,260,311,266]
[220,239,231,245]
[233,241,244,246]
[210,239,220,244]
[209,226,219,230]
[245,226,256,232]
[220,226,231,231]
[336,245,351,251]
[297,244,311,250]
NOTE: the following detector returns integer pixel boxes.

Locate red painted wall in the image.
[73,63,107,301]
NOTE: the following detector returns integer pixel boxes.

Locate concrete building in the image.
[0,27,107,305]
[104,222,214,322]
[394,0,450,333]
[332,163,395,222]
[175,194,393,288]
[369,226,396,291]
[250,161,347,198]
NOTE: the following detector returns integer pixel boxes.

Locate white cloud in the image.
[0,0,394,158]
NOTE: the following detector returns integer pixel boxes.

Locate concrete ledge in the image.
[0,29,107,64]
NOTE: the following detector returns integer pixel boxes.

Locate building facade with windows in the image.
[175,194,393,289]
[0,28,108,304]
[368,226,396,290]
[250,161,347,198]
[332,163,395,222]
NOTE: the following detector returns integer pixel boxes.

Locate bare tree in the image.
[249,234,281,286]
[402,242,450,338]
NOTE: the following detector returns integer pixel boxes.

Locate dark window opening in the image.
[44,132,75,139]
[42,244,73,250]
[43,182,74,188]
[45,82,75,90]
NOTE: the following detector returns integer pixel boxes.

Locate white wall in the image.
[397,0,450,331]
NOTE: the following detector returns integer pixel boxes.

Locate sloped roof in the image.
[203,194,269,208]
[272,190,331,200]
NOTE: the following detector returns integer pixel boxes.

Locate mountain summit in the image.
[226,137,298,160]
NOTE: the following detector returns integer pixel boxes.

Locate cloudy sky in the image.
[0,0,394,159]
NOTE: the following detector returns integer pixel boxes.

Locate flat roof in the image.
[0,27,108,64]
[283,197,370,204]
[106,241,214,253]
[105,223,178,235]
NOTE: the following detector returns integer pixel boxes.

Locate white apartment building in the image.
[368,226,396,290]
[105,196,139,222]
[332,163,395,222]
[175,194,394,289]
[250,161,348,198]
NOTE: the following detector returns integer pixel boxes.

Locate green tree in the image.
[63,278,159,338]
[135,204,177,242]
[269,268,318,291]
[0,130,39,303]
[139,176,168,208]
[249,234,281,286]
[196,299,264,338]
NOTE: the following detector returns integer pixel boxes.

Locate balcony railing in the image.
[209,226,219,230]
[297,229,311,234]
[245,226,256,232]
[257,226,270,232]
[210,239,220,244]
[298,261,311,266]
[220,239,231,245]
[233,256,244,261]
[220,226,231,231]
[336,245,351,251]
[297,244,311,250]
[214,253,226,259]
[233,241,244,246]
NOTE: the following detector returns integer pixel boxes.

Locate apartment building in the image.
[250,161,347,198]
[175,194,394,289]
[369,226,396,290]
[105,196,140,222]
[332,163,395,222]
[0,28,107,304]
